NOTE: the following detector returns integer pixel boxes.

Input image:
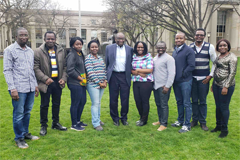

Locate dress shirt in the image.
[175,45,184,52]
[193,42,217,81]
[113,45,126,72]
[153,52,176,90]
[3,41,38,92]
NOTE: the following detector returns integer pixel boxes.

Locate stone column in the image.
[209,11,217,46]
[31,26,36,50]
[66,28,69,48]
[42,28,47,43]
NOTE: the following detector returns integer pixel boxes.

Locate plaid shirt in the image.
[3,42,37,92]
[132,53,154,82]
[85,54,107,89]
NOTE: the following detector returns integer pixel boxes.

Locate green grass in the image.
[0,58,239,160]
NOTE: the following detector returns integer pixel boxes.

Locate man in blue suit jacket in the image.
[171,32,195,133]
[105,32,133,126]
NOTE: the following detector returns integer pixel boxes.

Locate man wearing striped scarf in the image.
[34,31,68,136]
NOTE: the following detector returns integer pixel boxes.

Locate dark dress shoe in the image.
[40,126,47,136]
[113,121,120,126]
[211,126,221,132]
[200,123,209,131]
[136,120,147,126]
[52,123,67,131]
[121,120,129,126]
[219,131,228,138]
[191,121,198,128]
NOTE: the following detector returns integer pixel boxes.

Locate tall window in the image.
[35,28,42,39]
[58,28,66,48]
[81,29,86,40]
[101,31,107,42]
[35,28,42,48]
[91,30,97,40]
[69,28,77,40]
[217,11,226,42]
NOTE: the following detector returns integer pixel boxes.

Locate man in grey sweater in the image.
[152,41,176,131]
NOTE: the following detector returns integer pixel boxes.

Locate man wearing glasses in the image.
[189,28,217,131]
[3,27,40,149]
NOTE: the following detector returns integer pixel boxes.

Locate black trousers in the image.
[133,82,153,123]
[40,78,62,127]
[109,72,130,122]
[212,83,235,131]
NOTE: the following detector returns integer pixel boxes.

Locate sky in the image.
[57,0,107,12]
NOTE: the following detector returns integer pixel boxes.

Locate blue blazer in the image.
[105,43,133,86]
[172,43,195,83]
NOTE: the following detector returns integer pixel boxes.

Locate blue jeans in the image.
[87,84,104,128]
[68,84,86,126]
[10,91,35,141]
[212,83,234,131]
[191,78,209,124]
[173,79,192,127]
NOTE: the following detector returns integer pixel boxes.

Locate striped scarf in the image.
[48,50,58,78]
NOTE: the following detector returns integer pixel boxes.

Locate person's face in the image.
[90,42,99,55]
[136,43,144,55]
[73,40,83,52]
[16,29,28,46]
[175,34,186,47]
[115,34,125,47]
[156,43,167,56]
[45,33,56,49]
[218,41,229,54]
[195,30,205,43]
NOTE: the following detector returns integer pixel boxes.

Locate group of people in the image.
[3,27,237,149]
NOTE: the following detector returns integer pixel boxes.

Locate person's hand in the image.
[45,78,54,85]
[59,79,65,87]
[103,81,107,88]
[11,89,19,101]
[202,76,212,84]
[77,76,83,81]
[99,82,106,89]
[162,86,169,94]
[35,87,39,97]
[138,73,147,78]
[221,87,228,95]
[132,70,138,75]
[210,86,213,92]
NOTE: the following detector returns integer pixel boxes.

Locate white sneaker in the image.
[171,121,183,127]
[178,126,191,133]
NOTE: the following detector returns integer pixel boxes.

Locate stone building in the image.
[0,1,240,54]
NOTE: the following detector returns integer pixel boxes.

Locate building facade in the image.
[1,2,240,54]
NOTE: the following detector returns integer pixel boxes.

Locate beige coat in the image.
[34,43,67,93]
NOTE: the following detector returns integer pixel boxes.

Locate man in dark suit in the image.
[105,32,133,126]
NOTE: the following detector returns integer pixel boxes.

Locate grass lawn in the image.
[0,58,239,160]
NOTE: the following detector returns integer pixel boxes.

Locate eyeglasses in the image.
[195,34,204,37]
[18,34,29,38]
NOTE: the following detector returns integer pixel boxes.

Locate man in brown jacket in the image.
[34,31,67,136]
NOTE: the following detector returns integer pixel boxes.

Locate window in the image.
[101,31,107,42]
[36,43,42,48]
[91,30,97,40]
[58,28,66,39]
[35,28,42,39]
[58,28,66,48]
[69,28,77,40]
[216,11,226,42]
[81,29,86,40]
